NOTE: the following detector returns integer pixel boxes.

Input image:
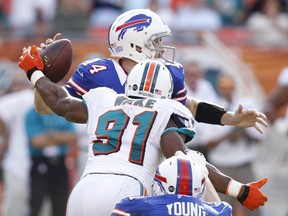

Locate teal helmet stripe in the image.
[139,62,150,91]
[149,63,160,93]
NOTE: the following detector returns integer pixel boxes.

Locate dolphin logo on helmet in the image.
[116,14,152,41]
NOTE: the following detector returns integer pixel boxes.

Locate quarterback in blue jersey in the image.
[112,153,232,216]
[64,9,186,105]
[65,58,187,104]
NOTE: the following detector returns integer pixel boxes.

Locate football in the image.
[40,38,73,83]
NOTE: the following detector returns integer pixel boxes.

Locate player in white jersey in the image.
[32,9,269,207]
[18,48,269,215]
[81,87,194,192]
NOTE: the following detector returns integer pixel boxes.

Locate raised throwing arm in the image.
[18,45,87,123]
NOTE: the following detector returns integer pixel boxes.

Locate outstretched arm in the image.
[207,162,268,211]
[35,77,87,123]
[221,104,268,134]
[160,114,268,210]
[185,148,268,210]
[186,96,268,134]
[18,45,87,123]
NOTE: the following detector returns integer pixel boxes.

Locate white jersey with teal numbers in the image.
[81,87,195,192]
[65,58,187,104]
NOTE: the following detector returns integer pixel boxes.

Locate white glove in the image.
[183,149,209,178]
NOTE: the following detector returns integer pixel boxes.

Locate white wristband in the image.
[226,179,243,197]
[31,70,45,85]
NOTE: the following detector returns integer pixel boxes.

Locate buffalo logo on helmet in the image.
[116,14,152,40]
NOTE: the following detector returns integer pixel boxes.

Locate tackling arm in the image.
[207,162,268,211]
[160,116,221,202]
[186,96,268,134]
[34,76,87,123]
[160,117,187,158]
[185,149,269,210]
[160,114,268,210]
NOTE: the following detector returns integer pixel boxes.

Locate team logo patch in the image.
[116,14,152,40]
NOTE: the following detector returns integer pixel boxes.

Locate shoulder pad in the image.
[171,100,192,119]
[171,113,190,128]
[164,61,183,69]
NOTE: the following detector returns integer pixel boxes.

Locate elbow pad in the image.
[195,102,227,125]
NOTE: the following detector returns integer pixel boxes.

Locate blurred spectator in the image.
[202,73,263,216]
[0,0,9,32]
[264,66,288,123]
[183,60,220,156]
[0,59,14,97]
[89,0,123,28]
[184,61,218,102]
[168,0,223,42]
[209,0,246,26]
[55,0,89,36]
[7,0,57,39]
[147,0,175,32]
[33,0,57,37]
[244,0,288,47]
[0,64,33,216]
[123,0,150,11]
[25,108,77,216]
[6,0,35,38]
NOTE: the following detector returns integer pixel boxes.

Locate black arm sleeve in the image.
[195,102,227,125]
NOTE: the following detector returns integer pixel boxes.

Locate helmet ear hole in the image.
[168,185,175,193]
[135,46,142,53]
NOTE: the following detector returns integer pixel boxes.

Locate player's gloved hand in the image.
[18,45,44,80]
[237,177,268,211]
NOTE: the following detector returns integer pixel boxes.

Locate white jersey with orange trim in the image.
[81,87,195,192]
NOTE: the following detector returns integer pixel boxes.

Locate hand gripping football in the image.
[40,39,73,83]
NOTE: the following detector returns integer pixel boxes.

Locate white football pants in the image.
[66,173,146,216]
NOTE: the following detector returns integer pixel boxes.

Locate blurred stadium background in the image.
[0,0,288,215]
